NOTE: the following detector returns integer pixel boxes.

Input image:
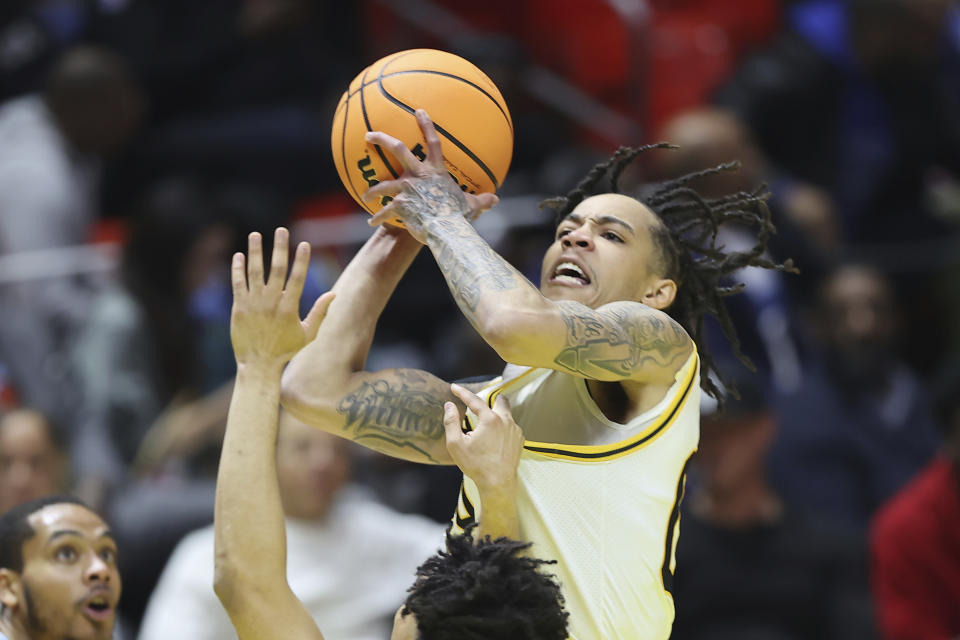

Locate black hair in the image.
[402,526,568,640]
[0,495,89,572]
[540,144,796,404]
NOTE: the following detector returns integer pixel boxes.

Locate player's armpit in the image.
[552,300,692,382]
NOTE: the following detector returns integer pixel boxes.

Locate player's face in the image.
[540,194,667,309]
[7,504,121,640]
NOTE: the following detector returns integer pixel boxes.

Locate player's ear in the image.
[0,568,23,609]
[642,278,677,310]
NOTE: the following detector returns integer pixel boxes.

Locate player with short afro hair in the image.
[401,525,568,640]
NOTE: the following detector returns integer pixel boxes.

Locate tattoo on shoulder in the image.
[337,370,446,462]
[553,301,689,378]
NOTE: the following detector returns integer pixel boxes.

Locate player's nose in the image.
[85,554,112,584]
[561,225,594,250]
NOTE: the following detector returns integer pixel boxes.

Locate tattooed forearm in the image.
[553,301,689,379]
[337,370,447,463]
[427,216,527,326]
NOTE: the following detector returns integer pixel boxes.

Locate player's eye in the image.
[601,231,623,243]
[55,545,78,562]
[99,547,117,563]
[556,228,572,239]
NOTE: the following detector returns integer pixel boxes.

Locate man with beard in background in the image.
[768,263,941,531]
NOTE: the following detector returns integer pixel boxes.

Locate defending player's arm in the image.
[281,226,478,465]
[364,111,692,384]
[442,384,523,541]
[214,229,332,640]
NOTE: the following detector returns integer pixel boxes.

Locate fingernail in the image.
[365,132,375,141]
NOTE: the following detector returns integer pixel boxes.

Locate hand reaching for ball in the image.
[362,109,499,242]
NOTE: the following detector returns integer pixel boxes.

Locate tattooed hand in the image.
[363,109,498,242]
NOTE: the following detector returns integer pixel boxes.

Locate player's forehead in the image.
[27,504,112,547]
[562,193,659,234]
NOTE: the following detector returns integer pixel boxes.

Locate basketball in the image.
[331,49,514,218]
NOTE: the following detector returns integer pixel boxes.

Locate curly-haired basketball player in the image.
[282,111,793,638]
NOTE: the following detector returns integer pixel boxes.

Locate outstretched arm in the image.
[364,110,692,384]
[214,229,332,640]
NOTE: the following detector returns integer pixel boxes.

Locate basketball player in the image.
[216,228,568,640]
[282,111,791,638]
[0,496,121,640]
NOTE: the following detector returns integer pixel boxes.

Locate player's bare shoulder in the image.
[552,299,693,384]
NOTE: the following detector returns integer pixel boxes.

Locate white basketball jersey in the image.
[453,351,700,639]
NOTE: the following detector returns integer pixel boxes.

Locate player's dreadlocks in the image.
[541,144,796,403]
[402,525,568,640]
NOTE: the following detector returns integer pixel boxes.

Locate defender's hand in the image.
[230,228,334,369]
[442,383,523,491]
[362,109,498,241]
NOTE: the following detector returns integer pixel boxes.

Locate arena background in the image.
[1,1,958,638]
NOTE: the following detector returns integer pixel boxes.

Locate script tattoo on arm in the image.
[427,216,528,327]
[336,369,451,463]
[553,300,690,380]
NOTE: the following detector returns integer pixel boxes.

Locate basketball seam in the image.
[375,65,502,190]
[337,92,366,209]
[359,65,401,182]
[346,70,513,135]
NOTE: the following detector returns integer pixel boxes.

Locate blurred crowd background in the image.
[1,0,959,638]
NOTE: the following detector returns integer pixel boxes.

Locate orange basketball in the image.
[331,49,514,218]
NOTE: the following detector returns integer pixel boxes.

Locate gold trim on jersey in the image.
[483,352,699,462]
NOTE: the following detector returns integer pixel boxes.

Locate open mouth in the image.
[551,261,591,286]
[82,595,113,622]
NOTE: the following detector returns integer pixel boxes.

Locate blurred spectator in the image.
[655,107,815,393]
[70,178,235,498]
[869,363,960,640]
[672,370,874,640]
[714,0,960,247]
[768,264,941,532]
[0,408,69,513]
[137,411,442,640]
[69,177,242,631]
[657,107,840,259]
[0,44,143,429]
